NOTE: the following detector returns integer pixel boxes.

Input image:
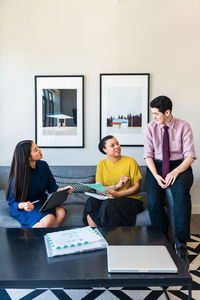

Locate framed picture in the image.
[100,73,150,146]
[35,75,84,148]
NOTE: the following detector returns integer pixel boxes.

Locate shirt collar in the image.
[30,161,40,171]
[158,116,176,129]
[166,116,176,129]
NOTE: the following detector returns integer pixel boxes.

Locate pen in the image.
[31,200,40,204]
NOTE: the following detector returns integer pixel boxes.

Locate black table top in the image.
[0,226,192,289]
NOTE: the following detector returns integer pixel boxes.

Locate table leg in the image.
[188,285,192,300]
[162,287,170,300]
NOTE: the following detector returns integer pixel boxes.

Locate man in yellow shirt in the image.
[83,135,143,227]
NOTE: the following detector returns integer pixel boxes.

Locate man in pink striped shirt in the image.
[144,95,196,266]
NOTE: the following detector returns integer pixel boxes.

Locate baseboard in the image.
[192,205,200,214]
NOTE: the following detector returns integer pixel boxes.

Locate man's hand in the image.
[155,169,179,189]
[164,169,179,187]
[154,174,167,189]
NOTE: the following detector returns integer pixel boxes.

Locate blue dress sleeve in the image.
[8,179,20,213]
[44,161,59,194]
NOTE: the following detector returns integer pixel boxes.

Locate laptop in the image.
[107,245,177,273]
[40,188,70,212]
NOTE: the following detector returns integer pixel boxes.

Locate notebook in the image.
[40,188,70,212]
[85,192,114,200]
[107,245,177,273]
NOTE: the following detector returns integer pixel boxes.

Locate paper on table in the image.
[46,226,101,248]
[44,226,107,257]
[79,183,107,193]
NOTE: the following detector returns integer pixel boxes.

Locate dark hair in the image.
[98,135,114,154]
[6,140,33,202]
[150,95,173,114]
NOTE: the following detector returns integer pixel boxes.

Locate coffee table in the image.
[0,226,192,299]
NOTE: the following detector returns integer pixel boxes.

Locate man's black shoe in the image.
[176,244,190,269]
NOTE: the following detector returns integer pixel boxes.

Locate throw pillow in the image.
[54,175,95,193]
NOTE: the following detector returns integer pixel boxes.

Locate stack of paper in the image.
[44,226,107,257]
[85,192,114,200]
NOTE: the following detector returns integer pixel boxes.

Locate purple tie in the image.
[162,126,170,178]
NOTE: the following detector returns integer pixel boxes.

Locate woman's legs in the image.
[83,197,102,226]
[53,207,66,227]
[86,214,97,227]
[99,198,143,226]
[32,214,56,228]
[32,207,66,228]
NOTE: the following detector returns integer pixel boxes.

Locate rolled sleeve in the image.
[143,125,154,159]
[182,123,196,159]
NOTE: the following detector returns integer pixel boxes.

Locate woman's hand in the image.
[58,185,74,194]
[104,177,131,197]
[117,176,130,188]
[18,201,34,211]
[105,188,118,198]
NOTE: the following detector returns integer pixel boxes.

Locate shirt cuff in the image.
[143,152,154,159]
[184,152,197,160]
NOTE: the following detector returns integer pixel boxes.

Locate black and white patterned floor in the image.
[1,234,200,300]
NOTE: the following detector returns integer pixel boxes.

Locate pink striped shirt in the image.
[144,117,196,161]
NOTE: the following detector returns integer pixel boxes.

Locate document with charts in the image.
[44,226,107,257]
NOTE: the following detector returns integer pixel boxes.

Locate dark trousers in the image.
[146,160,194,243]
[83,197,143,227]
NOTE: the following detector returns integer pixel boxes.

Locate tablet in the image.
[40,188,70,212]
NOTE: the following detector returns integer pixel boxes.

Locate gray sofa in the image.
[0,165,151,228]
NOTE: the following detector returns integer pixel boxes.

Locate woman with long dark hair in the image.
[6,140,73,228]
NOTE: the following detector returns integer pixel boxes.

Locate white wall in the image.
[0,0,200,211]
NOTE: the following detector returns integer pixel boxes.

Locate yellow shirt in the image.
[96,156,142,200]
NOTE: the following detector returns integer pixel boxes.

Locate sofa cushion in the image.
[61,203,85,227]
[0,190,20,228]
[54,176,95,193]
[60,193,88,226]
[140,191,147,209]
[62,193,89,205]
[136,209,151,227]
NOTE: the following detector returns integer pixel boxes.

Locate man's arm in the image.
[165,122,195,186]
[145,157,167,189]
[165,157,194,186]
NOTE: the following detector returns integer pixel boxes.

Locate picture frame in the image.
[100,73,150,146]
[35,75,84,148]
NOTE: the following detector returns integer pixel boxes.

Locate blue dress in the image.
[8,160,59,228]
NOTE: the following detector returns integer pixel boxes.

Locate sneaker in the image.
[176,243,190,269]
